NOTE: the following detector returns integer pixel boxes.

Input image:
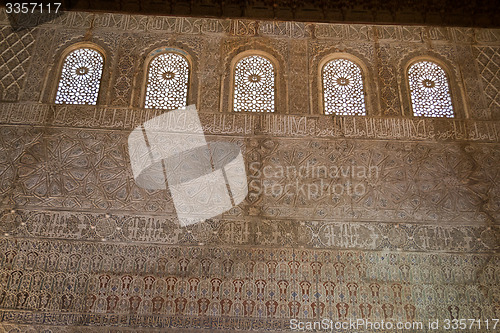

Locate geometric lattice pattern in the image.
[144,52,189,109]
[54,48,104,105]
[0,27,35,101]
[233,55,275,112]
[408,61,454,118]
[476,47,500,118]
[322,58,366,115]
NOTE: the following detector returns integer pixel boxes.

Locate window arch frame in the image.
[404,56,458,118]
[141,47,193,110]
[318,53,370,116]
[229,50,279,113]
[52,42,106,105]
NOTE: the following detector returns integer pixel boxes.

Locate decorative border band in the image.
[1,103,499,142]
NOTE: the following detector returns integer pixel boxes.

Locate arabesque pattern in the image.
[0,238,497,330]
[0,10,500,333]
[476,46,500,119]
[0,27,35,101]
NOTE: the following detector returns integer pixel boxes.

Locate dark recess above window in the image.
[5,0,499,28]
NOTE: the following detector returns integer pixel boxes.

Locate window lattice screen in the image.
[322,58,366,116]
[408,61,454,118]
[55,48,104,105]
[233,55,275,112]
[145,52,189,110]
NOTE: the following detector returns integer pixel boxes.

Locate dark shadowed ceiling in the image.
[54,0,500,27]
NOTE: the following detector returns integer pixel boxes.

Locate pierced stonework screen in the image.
[408,61,454,117]
[55,48,104,105]
[145,52,189,109]
[322,58,366,116]
[233,55,275,112]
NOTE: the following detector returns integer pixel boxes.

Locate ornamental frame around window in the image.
[318,53,369,116]
[229,50,279,113]
[403,56,464,118]
[52,42,106,105]
[141,48,193,110]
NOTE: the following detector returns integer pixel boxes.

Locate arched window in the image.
[322,58,366,116]
[144,52,189,110]
[408,60,454,117]
[233,55,275,112]
[55,48,104,105]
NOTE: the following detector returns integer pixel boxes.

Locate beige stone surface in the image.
[0,9,499,332]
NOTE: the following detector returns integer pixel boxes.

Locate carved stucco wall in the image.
[0,9,499,332]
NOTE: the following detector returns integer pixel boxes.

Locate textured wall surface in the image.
[0,9,499,332]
